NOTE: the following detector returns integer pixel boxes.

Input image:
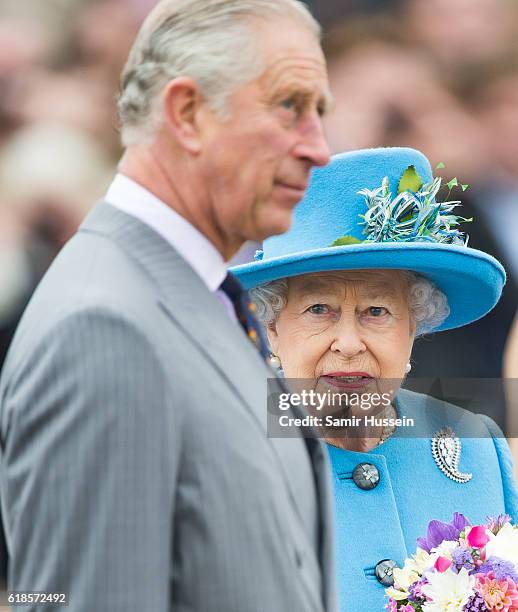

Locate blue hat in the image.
[231,147,505,332]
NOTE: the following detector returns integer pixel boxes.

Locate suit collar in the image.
[105,174,226,291]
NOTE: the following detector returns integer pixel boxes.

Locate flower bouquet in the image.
[386,513,518,611]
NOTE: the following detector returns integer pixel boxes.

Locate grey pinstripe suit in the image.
[0,202,337,612]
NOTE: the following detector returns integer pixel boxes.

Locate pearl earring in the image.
[405,362,412,374]
[268,354,281,369]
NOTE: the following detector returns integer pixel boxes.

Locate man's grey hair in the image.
[250,271,450,337]
[118,0,321,147]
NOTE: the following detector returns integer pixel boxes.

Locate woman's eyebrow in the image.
[294,279,403,300]
[361,286,400,301]
[295,279,342,296]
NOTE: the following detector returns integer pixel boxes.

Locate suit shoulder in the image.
[4,231,162,356]
[3,303,162,380]
[40,230,156,310]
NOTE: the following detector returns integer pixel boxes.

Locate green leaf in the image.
[447,178,459,190]
[461,184,469,191]
[331,235,362,247]
[435,162,446,169]
[398,165,424,194]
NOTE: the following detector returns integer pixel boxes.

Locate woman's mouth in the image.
[320,372,374,390]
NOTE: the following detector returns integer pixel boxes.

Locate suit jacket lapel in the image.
[80,203,334,570]
[81,201,270,422]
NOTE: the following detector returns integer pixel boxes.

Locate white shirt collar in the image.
[105,174,226,292]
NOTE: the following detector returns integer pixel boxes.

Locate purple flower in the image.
[477,556,518,582]
[463,593,487,611]
[486,514,512,535]
[408,577,427,603]
[451,547,476,573]
[416,513,471,553]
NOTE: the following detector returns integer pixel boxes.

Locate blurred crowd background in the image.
[1,0,518,596]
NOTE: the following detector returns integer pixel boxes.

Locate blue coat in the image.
[328,389,518,612]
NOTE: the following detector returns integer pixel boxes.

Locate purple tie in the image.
[219,272,270,360]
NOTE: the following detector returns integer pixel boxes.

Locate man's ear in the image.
[267,323,280,356]
[162,77,205,154]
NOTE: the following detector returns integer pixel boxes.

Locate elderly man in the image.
[0,1,336,611]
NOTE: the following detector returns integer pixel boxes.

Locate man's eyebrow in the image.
[319,87,335,115]
[288,86,335,115]
[266,72,334,115]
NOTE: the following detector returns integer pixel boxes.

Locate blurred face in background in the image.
[324,42,487,182]
[0,18,50,75]
[404,0,516,67]
[475,75,518,180]
[74,0,140,74]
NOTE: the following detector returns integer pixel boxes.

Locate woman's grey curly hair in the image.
[249,271,450,337]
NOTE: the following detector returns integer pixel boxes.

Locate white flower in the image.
[385,586,409,601]
[485,523,518,568]
[388,550,432,601]
[413,547,433,574]
[429,540,459,565]
[421,568,475,612]
[393,562,419,592]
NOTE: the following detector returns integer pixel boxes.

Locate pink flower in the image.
[434,556,453,572]
[468,526,490,549]
[475,572,518,611]
[399,606,415,612]
[386,598,398,611]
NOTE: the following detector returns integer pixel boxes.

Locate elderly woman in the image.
[231,148,518,611]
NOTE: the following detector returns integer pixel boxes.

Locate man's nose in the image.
[294,111,331,168]
[330,316,367,358]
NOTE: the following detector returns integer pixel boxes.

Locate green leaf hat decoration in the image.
[355,165,472,246]
[331,235,363,247]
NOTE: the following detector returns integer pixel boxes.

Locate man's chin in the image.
[253,211,295,242]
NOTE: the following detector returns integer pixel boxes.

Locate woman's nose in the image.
[330,316,367,358]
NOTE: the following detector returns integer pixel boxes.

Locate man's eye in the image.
[367,306,389,317]
[307,304,329,315]
[280,98,298,111]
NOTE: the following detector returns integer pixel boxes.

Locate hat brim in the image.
[231,242,506,332]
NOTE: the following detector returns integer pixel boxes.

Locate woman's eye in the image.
[307,304,329,315]
[367,306,389,317]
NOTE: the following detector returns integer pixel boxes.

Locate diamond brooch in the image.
[431,427,472,483]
